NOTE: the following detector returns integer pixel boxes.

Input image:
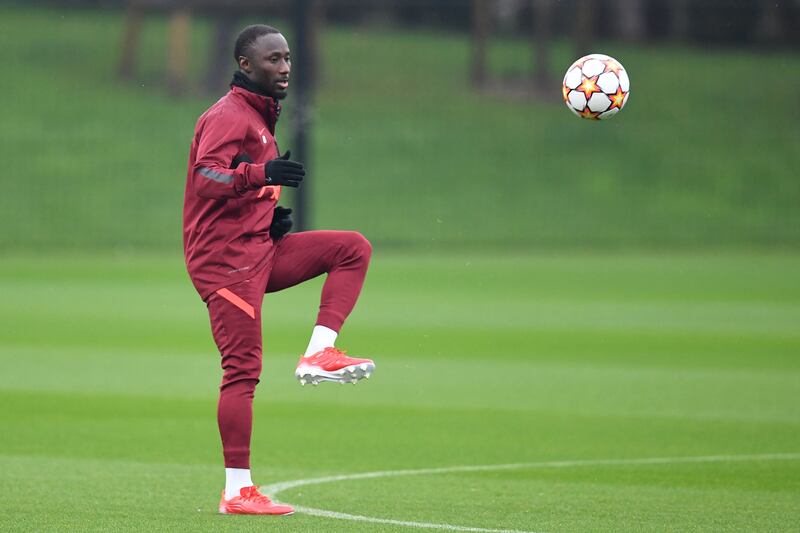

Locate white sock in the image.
[225,468,253,500]
[304,325,338,356]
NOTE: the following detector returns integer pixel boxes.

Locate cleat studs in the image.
[365,372,371,379]
[312,380,319,386]
[299,379,306,386]
[360,363,368,371]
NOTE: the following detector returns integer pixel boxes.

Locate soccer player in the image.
[183,24,375,515]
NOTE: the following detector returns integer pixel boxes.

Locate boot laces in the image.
[240,486,272,504]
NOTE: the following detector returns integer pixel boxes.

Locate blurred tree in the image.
[470,0,556,98]
[470,0,490,87]
[531,0,555,88]
[614,0,644,42]
[117,1,194,94]
[166,7,191,95]
[690,0,759,44]
[670,0,689,41]
[205,10,239,94]
[755,0,793,45]
[118,1,143,80]
[574,0,595,55]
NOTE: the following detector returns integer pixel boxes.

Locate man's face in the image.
[239,33,291,99]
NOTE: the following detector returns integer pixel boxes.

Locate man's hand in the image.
[266,150,305,188]
[270,206,293,240]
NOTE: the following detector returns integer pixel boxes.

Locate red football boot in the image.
[295,347,375,385]
[218,486,294,515]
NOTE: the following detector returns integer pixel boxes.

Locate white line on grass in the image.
[261,452,800,533]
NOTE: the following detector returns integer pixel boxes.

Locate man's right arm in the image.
[191,111,266,199]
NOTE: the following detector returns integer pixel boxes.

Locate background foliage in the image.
[1,6,798,251]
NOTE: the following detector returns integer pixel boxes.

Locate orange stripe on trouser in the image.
[215,288,256,319]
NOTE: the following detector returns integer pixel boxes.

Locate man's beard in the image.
[270,89,288,100]
[230,71,287,100]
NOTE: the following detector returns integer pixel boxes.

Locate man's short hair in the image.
[234,24,281,61]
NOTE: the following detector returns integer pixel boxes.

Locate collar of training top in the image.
[230,71,282,134]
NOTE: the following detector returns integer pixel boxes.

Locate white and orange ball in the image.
[562,54,630,120]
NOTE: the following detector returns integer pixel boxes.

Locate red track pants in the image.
[205,230,372,468]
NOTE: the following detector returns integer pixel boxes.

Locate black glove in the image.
[265,150,304,188]
[270,206,293,240]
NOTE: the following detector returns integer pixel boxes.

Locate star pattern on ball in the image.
[578,107,600,120]
[562,84,571,102]
[578,76,601,100]
[603,59,623,75]
[609,87,626,110]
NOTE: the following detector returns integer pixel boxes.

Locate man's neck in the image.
[230,71,272,98]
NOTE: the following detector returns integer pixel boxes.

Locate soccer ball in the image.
[562,54,630,120]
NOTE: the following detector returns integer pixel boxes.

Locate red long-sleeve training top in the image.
[183,86,283,300]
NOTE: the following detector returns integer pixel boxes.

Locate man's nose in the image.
[279,59,290,74]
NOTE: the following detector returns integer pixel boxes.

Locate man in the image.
[183,24,375,516]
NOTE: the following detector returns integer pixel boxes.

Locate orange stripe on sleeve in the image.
[216,288,256,319]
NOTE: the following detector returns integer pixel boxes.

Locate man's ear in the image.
[238,55,251,73]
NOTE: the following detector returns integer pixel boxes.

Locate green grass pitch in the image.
[1,4,799,531]
[1,252,799,531]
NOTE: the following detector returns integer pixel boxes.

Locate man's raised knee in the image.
[349,232,372,259]
[336,231,371,261]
